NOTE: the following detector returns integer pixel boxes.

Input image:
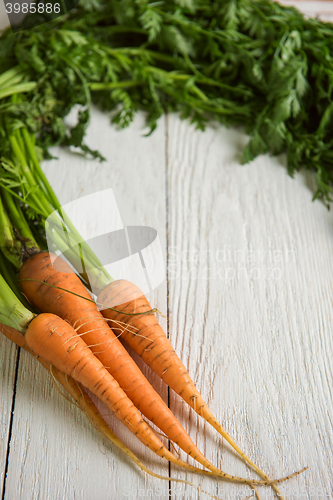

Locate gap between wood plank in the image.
[1,348,21,500]
[164,111,172,500]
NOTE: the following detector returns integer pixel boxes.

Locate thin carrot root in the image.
[243,485,261,500]
[252,485,261,500]
[202,409,286,499]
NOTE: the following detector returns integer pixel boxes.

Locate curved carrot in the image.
[18,252,282,486]
[96,278,298,496]
[0,324,224,500]
[25,313,174,454]
[13,312,281,485]
[4,325,304,498]
[18,253,246,478]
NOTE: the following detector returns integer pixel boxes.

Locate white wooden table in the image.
[1,3,333,500]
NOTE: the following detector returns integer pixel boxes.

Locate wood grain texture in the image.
[1,1,333,499]
[0,336,18,492]
[166,114,333,499]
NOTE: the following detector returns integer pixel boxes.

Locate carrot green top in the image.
[0,268,35,332]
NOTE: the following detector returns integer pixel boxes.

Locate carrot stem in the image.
[0,252,32,309]
[0,273,35,331]
[0,194,21,269]
[0,67,24,88]
[1,188,38,250]
[2,119,113,290]
[8,136,49,218]
[89,80,142,91]
[21,127,64,214]
[0,83,36,100]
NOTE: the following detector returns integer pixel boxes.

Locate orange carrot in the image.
[18,252,234,477]
[22,313,210,475]
[0,324,226,500]
[0,320,306,492]
[11,312,281,486]
[96,278,297,494]
[18,254,306,493]
[25,313,174,456]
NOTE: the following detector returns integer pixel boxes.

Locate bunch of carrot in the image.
[0,255,304,500]
[0,311,220,499]
[0,119,308,499]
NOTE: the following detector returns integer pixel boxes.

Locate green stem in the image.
[23,141,114,289]
[0,252,33,310]
[14,128,27,155]
[89,80,142,91]
[0,271,35,332]
[6,100,112,290]
[103,46,176,65]
[110,55,252,96]
[48,223,113,292]
[22,128,60,211]
[9,133,26,164]
[0,195,21,269]
[156,83,251,116]
[9,134,51,218]
[100,46,252,98]
[1,183,110,292]
[146,65,251,95]
[1,188,38,250]
[0,83,36,100]
[0,75,24,91]
[0,253,17,294]
[0,67,23,88]
[0,184,45,219]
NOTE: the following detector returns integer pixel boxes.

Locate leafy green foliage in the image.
[1,0,333,204]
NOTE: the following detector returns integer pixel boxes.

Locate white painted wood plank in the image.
[166,114,333,499]
[0,335,18,494]
[279,0,333,20]
[3,108,170,500]
[281,0,333,10]
[5,113,333,500]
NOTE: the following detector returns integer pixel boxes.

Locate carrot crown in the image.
[0,269,35,332]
